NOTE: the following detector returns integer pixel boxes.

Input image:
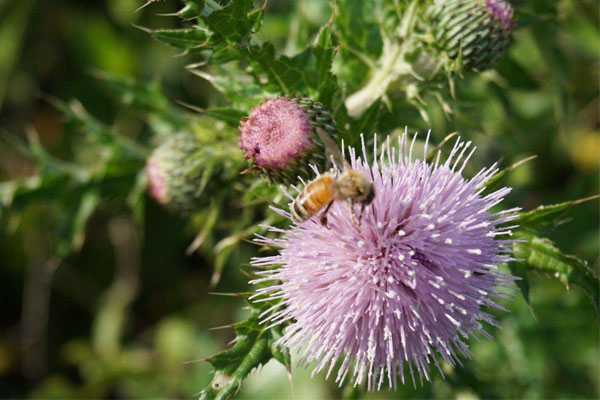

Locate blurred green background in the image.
[0,0,598,398]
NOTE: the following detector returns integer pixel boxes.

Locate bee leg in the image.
[350,199,359,225]
[358,202,366,225]
[320,200,335,228]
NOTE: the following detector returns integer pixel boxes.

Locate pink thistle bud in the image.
[239,97,338,184]
[145,133,204,213]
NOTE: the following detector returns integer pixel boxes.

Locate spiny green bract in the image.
[426,0,514,72]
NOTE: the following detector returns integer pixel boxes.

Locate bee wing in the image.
[315,127,351,171]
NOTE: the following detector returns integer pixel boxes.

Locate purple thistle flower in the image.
[251,132,519,391]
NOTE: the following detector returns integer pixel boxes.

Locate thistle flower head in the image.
[427,0,514,72]
[239,97,338,185]
[146,132,205,213]
[252,132,518,390]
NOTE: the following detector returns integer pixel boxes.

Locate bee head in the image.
[362,183,375,205]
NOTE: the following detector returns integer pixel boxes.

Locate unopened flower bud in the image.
[427,0,514,72]
[146,132,205,213]
[238,97,338,185]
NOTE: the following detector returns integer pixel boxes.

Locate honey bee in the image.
[290,129,375,227]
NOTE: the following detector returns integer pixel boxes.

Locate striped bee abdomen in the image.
[291,174,337,222]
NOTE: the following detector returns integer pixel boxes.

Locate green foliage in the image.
[0,98,146,257]
[0,0,598,399]
[513,231,599,316]
[517,195,600,229]
[198,300,290,400]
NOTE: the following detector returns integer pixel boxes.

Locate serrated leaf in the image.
[246,42,306,95]
[311,23,337,106]
[148,28,209,50]
[246,36,338,102]
[517,195,600,229]
[334,0,381,57]
[513,231,600,317]
[204,0,257,43]
[209,42,244,64]
[178,0,204,19]
[333,0,381,87]
[198,303,289,400]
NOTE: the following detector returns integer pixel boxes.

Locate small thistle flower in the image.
[427,0,514,72]
[251,132,518,390]
[239,97,338,185]
[146,132,205,213]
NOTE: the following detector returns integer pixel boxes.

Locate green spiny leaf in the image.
[312,22,337,106]
[333,0,381,87]
[246,32,338,102]
[513,230,599,317]
[517,195,600,229]
[198,302,289,400]
[246,42,305,96]
[178,0,204,19]
[147,27,209,50]
[204,0,257,43]
[209,42,244,64]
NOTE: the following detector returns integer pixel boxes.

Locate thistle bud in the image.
[427,0,514,72]
[238,97,338,185]
[146,132,205,213]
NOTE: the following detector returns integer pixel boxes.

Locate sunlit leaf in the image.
[513,231,599,317]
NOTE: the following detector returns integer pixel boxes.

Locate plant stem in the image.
[344,1,420,118]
